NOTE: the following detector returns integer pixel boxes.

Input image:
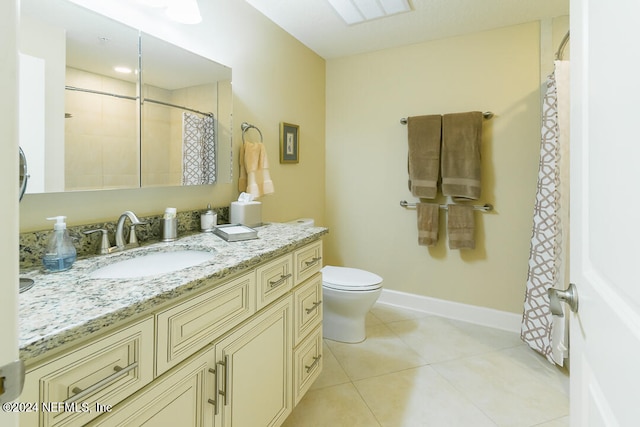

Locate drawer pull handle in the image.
[304,257,322,267]
[208,368,218,414]
[65,362,138,404]
[305,300,322,314]
[305,355,322,373]
[269,273,292,288]
[218,355,229,407]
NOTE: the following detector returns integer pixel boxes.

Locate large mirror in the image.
[19,0,232,194]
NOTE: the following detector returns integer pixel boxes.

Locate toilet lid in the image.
[321,266,383,291]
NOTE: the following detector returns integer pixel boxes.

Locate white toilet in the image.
[321,266,383,343]
[286,219,383,343]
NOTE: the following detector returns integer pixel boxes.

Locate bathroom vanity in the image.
[18,223,327,427]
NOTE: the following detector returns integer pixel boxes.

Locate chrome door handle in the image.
[548,283,579,316]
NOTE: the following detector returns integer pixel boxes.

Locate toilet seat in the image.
[321,266,383,292]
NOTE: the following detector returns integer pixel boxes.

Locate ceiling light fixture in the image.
[327,0,411,25]
[114,66,133,74]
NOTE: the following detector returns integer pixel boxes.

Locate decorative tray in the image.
[213,224,258,242]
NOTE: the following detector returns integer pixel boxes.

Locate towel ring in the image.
[241,122,263,144]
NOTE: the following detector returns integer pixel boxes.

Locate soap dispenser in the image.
[42,216,77,272]
[200,204,216,232]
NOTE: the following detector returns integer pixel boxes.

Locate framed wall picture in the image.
[280,122,299,163]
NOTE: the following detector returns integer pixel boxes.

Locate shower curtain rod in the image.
[65,85,137,101]
[400,111,493,125]
[555,30,570,60]
[143,98,213,117]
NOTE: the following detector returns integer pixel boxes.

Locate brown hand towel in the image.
[447,204,475,250]
[407,115,442,199]
[417,203,439,246]
[441,112,483,200]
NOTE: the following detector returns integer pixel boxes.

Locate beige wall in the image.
[325,20,568,314]
[19,0,326,231]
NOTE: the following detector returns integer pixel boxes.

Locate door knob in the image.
[548,283,579,316]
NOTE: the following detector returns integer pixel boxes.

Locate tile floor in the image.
[282,303,569,427]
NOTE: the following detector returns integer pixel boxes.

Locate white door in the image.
[570,0,640,425]
[0,0,20,426]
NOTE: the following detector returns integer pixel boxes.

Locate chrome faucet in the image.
[115,211,146,250]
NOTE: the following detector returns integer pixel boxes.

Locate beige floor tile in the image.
[310,341,350,391]
[370,303,429,323]
[432,346,569,427]
[282,383,382,427]
[387,315,523,364]
[325,323,426,381]
[532,416,570,427]
[354,365,497,427]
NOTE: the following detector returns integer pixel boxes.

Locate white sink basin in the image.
[89,250,214,279]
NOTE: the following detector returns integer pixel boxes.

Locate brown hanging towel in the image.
[441,111,483,200]
[417,203,439,246]
[447,204,475,249]
[407,115,442,199]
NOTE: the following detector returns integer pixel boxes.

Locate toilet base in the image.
[322,313,367,343]
[321,286,381,343]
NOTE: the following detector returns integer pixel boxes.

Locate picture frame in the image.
[280,122,299,163]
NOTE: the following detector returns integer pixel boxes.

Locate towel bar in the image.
[399,200,493,212]
[400,112,493,125]
[241,122,263,143]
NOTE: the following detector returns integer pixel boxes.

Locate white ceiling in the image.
[244,0,569,59]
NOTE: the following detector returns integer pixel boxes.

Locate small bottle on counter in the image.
[161,207,178,241]
[201,204,217,232]
[42,216,77,272]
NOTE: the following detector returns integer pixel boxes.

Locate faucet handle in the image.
[128,222,147,246]
[84,229,111,255]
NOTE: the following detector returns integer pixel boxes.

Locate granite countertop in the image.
[19,222,328,362]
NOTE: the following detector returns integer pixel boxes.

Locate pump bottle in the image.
[42,216,77,272]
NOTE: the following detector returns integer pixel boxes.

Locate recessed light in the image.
[327,0,411,25]
[114,66,133,74]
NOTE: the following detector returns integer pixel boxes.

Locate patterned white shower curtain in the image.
[521,61,570,366]
[182,112,216,185]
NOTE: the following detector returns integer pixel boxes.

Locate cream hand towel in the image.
[239,142,275,197]
[441,112,483,200]
[417,203,439,246]
[447,204,475,250]
[407,115,442,199]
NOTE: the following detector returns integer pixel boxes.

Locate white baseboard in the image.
[377,289,522,333]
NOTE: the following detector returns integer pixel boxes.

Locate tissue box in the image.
[230,201,262,227]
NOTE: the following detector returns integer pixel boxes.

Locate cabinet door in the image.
[214,297,292,427]
[88,345,216,427]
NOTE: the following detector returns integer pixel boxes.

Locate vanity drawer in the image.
[294,240,323,285]
[21,316,154,427]
[156,272,256,375]
[293,273,323,346]
[293,326,323,405]
[256,254,294,310]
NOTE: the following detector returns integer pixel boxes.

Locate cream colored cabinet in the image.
[212,297,292,427]
[293,240,322,285]
[20,316,154,427]
[21,239,323,427]
[87,344,216,427]
[291,273,323,405]
[156,272,256,375]
[255,254,293,311]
